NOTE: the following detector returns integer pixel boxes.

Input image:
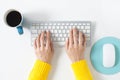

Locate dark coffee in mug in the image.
[4,9,24,35]
[6,11,22,27]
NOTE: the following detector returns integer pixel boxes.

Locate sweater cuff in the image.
[71,60,93,80]
[28,60,51,80]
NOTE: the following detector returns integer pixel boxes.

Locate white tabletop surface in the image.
[1,0,120,80]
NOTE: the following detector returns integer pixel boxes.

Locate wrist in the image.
[37,58,52,64]
[71,57,85,63]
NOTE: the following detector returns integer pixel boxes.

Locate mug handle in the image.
[17,26,23,35]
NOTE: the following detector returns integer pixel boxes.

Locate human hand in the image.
[65,28,86,63]
[34,31,54,64]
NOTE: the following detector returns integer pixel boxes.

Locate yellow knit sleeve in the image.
[71,60,93,80]
[28,60,51,80]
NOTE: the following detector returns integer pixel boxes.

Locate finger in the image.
[79,31,84,46]
[69,29,73,46]
[36,34,41,47]
[33,38,37,49]
[83,34,86,47]
[51,42,54,53]
[46,31,51,48]
[73,28,78,47]
[65,38,69,50]
[40,31,45,48]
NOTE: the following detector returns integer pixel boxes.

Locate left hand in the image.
[34,31,54,64]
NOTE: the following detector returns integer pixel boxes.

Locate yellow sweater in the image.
[28,60,93,80]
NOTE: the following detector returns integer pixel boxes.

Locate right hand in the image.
[65,28,86,63]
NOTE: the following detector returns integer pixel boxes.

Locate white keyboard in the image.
[31,21,91,47]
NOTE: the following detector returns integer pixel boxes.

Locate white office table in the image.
[0,0,120,80]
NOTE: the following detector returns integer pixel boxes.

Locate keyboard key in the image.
[65,26,67,29]
[56,26,60,29]
[62,23,65,25]
[57,23,60,25]
[60,26,64,29]
[44,26,47,29]
[59,34,62,37]
[69,26,72,29]
[31,26,36,29]
[32,34,38,37]
[45,23,48,25]
[70,23,74,25]
[38,30,41,34]
[85,26,90,29]
[81,26,84,29]
[49,23,52,25]
[58,30,61,33]
[40,26,43,29]
[74,23,77,26]
[31,30,37,34]
[48,26,52,29]
[79,23,82,25]
[77,26,80,29]
[50,30,53,33]
[63,34,67,37]
[53,23,57,25]
[55,34,58,37]
[66,23,69,25]
[66,30,69,33]
[54,38,56,41]
[61,38,64,41]
[87,30,90,33]
[52,26,55,29]
[57,38,60,41]
[36,26,39,29]
[51,34,54,37]
[83,23,86,25]
[87,23,90,26]
[62,30,66,33]
[54,30,57,33]
[86,34,90,37]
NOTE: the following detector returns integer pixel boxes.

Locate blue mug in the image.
[4,9,23,35]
